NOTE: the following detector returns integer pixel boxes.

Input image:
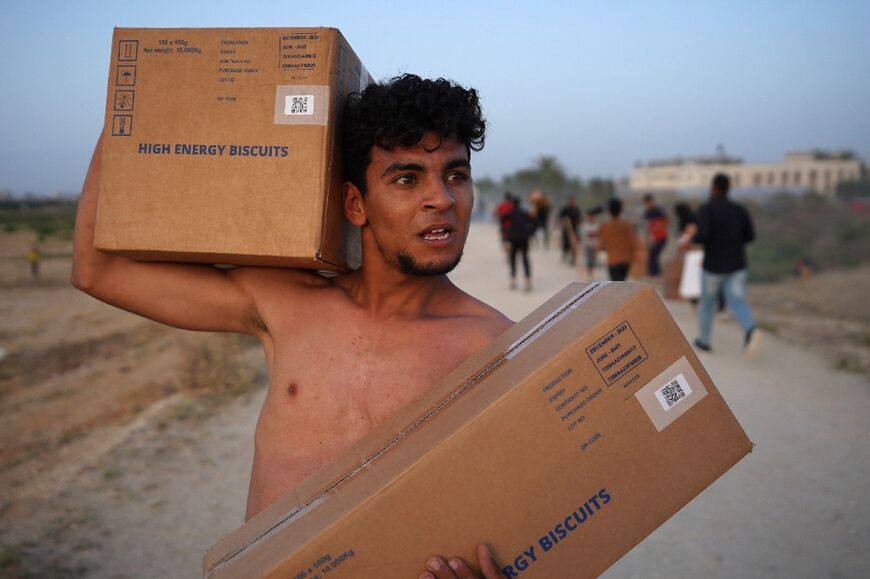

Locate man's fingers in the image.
[419,546,506,579]
[421,556,459,579]
[446,557,479,578]
[476,544,506,579]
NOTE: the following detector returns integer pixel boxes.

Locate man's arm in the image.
[71,135,263,335]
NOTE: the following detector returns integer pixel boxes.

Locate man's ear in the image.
[343,181,367,226]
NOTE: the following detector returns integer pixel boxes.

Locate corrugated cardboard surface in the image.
[204,282,752,578]
[96,28,368,270]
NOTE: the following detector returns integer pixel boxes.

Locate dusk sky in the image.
[1,0,868,195]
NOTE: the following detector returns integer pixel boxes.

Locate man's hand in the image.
[418,544,505,579]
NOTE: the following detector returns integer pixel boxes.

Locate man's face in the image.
[358,133,473,276]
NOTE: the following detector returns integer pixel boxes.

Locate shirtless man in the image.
[72,74,510,579]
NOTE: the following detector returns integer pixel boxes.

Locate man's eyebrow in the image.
[445,158,472,171]
[381,162,426,177]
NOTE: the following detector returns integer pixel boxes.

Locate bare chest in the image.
[258,318,479,450]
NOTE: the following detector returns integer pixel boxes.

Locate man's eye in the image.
[447,172,470,184]
[394,174,417,185]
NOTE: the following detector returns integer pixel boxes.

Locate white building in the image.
[630,151,862,197]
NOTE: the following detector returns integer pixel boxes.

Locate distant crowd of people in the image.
[493,173,761,354]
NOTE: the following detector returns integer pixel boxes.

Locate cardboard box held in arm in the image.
[204,282,753,579]
[96,28,371,271]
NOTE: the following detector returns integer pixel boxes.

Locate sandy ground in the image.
[1,223,868,578]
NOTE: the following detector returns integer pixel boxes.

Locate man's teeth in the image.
[423,228,450,240]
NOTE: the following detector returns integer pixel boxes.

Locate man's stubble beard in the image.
[395,250,464,277]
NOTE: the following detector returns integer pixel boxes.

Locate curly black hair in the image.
[341,74,486,195]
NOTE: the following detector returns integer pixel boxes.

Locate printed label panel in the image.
[634,356,707,432]
[279,31,320,72]
[586,321,649,385]
[274,85,328,125]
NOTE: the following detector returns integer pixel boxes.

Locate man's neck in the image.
[337,262,455,318]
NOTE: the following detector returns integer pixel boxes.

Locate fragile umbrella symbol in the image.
[121,70,133,84]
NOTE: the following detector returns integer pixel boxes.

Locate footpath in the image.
[3,223,867,579]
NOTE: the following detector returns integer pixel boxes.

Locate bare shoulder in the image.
[462,293,513,329]
[446,288,514,342]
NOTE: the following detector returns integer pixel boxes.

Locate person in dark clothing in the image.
[495,192,515,242]
[693,173,760,354]
[505,198,534,291]
[558,194,582,265]
[643,193,668,277]
[529,190,552,248]
[675,203,726,309]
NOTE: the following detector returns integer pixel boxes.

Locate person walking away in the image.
[494,192,515,256]
[597,198,638,281]
[642,193,668,277]
[675,203,725,310]
[26,243,41,277]
[558,194,581,265]
[506,198,534,291]
[580,208,600,278]
[693,173,761,354]
[529,190,551,248]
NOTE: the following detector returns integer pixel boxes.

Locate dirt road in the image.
[1,224,868,578]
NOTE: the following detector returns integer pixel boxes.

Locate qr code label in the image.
[285,95,314,115]
[654,373,693,411]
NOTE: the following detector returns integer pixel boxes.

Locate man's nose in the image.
[422,179,455,210]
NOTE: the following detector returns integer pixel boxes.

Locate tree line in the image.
[475,156,618,212]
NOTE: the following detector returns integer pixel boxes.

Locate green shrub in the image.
[746,192,870,282]
[0,200,77,241]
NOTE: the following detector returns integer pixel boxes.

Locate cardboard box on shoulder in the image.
[204,282,753,578]
[96,27,372,271]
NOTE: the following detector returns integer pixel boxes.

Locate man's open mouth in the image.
[420,226,453,241]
